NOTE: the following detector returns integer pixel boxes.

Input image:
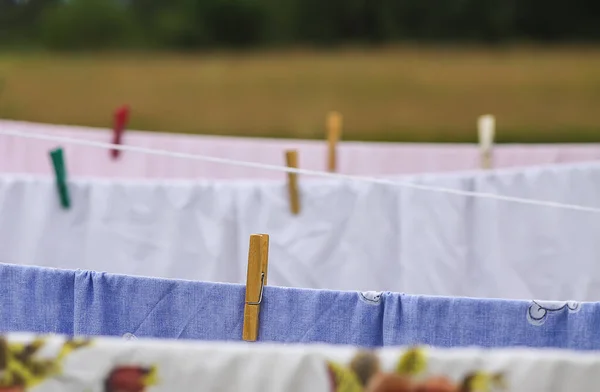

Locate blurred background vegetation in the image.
[4,0,600,49]
[0,0,599,142]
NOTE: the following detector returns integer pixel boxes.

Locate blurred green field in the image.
[1,46,600,143]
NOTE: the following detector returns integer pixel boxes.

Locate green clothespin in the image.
[49,148,71,209]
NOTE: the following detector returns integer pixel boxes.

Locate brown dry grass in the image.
[1,46,600,142]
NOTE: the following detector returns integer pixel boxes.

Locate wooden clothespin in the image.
[478,114,495,169]
[111,104,130,159]
[49,148,70,209]
[243,233,270,342]
[285,150,300,215]
[326,111,342,172]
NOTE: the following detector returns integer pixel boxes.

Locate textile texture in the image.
[3,120,600,179]
[2,332,599,391]
[0,161,599,300]
[0,264,597,350]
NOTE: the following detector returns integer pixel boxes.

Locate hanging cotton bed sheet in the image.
[0,161,599,301]
[2,120,600,179]
[0,263,596,350]
[1,332,598,392]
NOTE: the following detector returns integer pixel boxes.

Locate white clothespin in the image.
[478,114,495,169]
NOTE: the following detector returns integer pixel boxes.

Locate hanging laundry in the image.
[4,119,600,180]
[0,263,597,351]
[0,332,597,391]
[0,165,598,300]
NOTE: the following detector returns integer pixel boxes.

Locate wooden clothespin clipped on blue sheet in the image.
[478,114,495,170]
[49,148,70,209]
[285,150,300,215]
[243,233,270,342]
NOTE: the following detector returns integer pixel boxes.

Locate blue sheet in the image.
[0,263,596,349]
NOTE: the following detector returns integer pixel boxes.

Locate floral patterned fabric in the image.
[328,348,506,392]
[1,333,600,391]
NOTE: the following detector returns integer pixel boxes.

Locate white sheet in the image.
[2,120,600,178]
[1,162,599,301]
[3,332,600,391]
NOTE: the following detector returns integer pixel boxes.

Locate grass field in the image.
[1,46,600,143]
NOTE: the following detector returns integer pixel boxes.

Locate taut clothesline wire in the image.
[1,127,599,214]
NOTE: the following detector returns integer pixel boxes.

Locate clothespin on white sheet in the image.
[49,147,71,209]
[478,114,495,169]
[327,111,342,172]
[243,233,270,342]
[285,150,300,215]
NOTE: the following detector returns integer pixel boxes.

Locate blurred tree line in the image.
[1,0,600,50]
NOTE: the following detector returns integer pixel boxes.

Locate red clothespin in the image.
[111,105,130,159]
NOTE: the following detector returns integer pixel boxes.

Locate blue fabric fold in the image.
[0,263,74,335]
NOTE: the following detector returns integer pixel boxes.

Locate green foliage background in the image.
[1,0,599,143]
[2,0,600,50]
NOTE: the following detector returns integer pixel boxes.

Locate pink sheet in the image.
[1,120,599,179]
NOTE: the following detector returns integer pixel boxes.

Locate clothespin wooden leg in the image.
[49,147,70,209]
[243,233,270,342]
[285,150,300,215]
[326,111,342,172]
[478,114,495,170]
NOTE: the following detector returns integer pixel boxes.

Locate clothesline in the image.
[1,127,599,213]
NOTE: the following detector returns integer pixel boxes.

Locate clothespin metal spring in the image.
[246,272,265,306]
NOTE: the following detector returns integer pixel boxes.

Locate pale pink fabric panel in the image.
[492,146,600,169]
[1,119,599,179]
